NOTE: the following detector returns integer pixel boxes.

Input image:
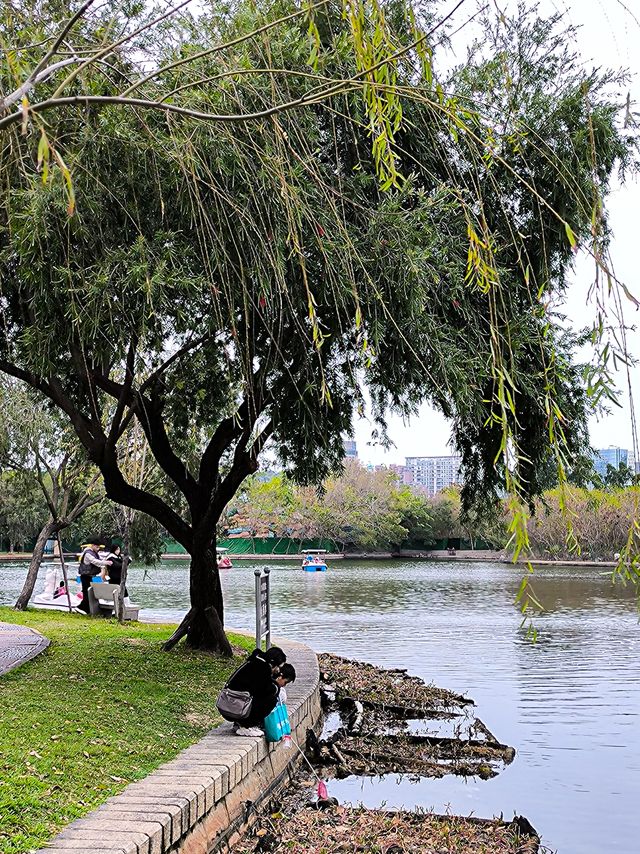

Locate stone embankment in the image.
[39,639,321,854]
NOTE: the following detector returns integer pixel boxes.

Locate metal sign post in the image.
[56,531,73,613]
[254,567,271,651]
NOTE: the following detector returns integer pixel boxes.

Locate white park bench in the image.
[87,582,140,621]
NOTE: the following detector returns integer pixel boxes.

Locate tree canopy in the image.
[0,0,635,649]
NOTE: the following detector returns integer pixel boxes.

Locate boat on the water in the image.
[217,548,233,569]
[301,549,328,572]
[32,565,83,611]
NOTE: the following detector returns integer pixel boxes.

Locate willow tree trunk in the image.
[163,539,232,655]
[187,544,232,653]
[14,518,60,610]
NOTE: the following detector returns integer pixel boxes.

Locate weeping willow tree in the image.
[0,0,635,650]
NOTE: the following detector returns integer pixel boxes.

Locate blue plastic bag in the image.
[263,702,291,743]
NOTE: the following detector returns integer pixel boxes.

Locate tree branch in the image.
[139,333,211,395]
[120,2,329,97]
[48,0,193,99]
[198,370,270,492]
[205,420,274,532]
[0,360,191,548]
[90,367,199,505]
[198,409,245,492]
[67,491,101,523]
[47,374,102,451]
[31,0,95,82]
[0,356,101,454]
[132,388,200,505]
[34,450,57,517]
[0,86,355,134]
[38,447,58,488]
[0,0,469,134]
[0,57,83,110]
[99,454,192,550]
[107,337,138,447]
[0,0,95,110]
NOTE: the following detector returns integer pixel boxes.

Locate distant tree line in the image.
[219,461,506,552]
[221,460,640,559]
[528,484,640,561]
[3,450,638,562]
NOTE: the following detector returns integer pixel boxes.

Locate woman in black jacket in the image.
[105,545,124,584]
[228,646,287,736]
[104,543,131,598]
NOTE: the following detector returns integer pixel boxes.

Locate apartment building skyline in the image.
[404,454,462,497]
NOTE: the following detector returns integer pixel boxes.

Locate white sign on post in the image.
[254,567,271,650]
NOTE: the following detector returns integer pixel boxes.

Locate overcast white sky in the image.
[354,0,640,466]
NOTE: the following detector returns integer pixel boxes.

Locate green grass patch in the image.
[0,607,252,853]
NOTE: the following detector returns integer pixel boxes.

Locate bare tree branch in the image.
[49,0,194,99]
[0,0,469,135]
[31,0,96,82]
[1,57,83,110]
[119,1,329,98]
[33,449,57,517]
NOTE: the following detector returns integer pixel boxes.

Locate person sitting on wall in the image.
[228,646,287,737]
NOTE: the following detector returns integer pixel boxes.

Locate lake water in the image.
[1,558,639,853]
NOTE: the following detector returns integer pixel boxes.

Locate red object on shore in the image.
[317,780,328,800]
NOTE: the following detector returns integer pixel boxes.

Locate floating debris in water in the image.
[232,654,537,853]
[319,653,472,717]
[233,805,540,853]
[314,653,515,780]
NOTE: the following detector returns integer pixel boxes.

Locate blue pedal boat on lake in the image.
[302,549,328,571]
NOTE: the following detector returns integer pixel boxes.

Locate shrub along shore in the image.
[0,608,252,854]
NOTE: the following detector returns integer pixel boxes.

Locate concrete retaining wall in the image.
[40,639,321,854]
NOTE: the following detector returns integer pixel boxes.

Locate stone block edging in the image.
[41,637,321,854]
[0,621,50,676]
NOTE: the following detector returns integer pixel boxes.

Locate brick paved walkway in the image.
[0,621,50,676]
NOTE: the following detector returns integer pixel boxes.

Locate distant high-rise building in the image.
[593,446,628,479]
[344,440,358,459]
[405,455,461,497]
[388,463,413,485]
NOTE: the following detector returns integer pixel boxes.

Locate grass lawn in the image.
[0,607,253,854]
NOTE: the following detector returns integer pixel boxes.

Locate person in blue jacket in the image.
[228,646,287,736]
